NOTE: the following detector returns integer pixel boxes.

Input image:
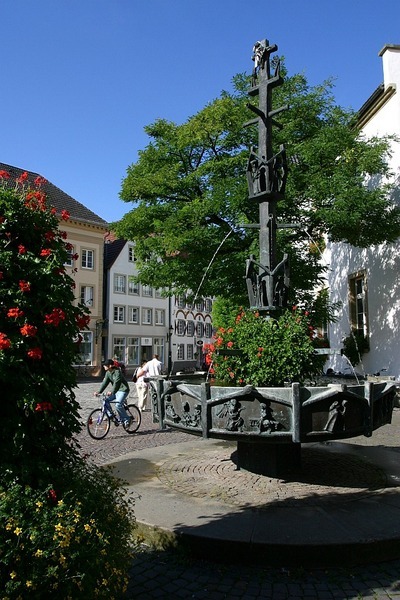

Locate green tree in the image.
[113,67,399,308]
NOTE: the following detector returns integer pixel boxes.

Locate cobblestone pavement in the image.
[74,381,400,599]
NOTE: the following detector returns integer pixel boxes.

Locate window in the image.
[153,338,165,363]
[155,288,164,298]
[114,274,126,294]
[64,245,74,267]
[113,305,125,323]
[155,309,165,326]
[205,322,213,338]
[177,343,185,360]
[186,320,195,337]
[81,249,94,270]
[128,306,139,323]
[142,285,153,297]
[187,344,194,360]
[128,246,135,262]
[127,337,139,365]
[128,278,139,295]
[76,331,93,364]
[176,319,186,336]
[142,308,152,325]
[196,321,204,337]
[80,285,94,307]
[113,337,126,362]
[195,298,204,311]
[349,271,368,337]
[205,298,212,313]
[176,296,185,308]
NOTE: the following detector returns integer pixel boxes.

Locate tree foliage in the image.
[113,66,399,306]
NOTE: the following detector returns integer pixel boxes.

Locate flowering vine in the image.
[0,169,90,484]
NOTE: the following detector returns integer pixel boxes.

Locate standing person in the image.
[145,354,163,376]
[94,359,131,427]
[136,360,149,411]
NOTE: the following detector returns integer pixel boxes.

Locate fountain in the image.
[150,39,396,478]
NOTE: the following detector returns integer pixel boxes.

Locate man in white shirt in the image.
[145,354,163,376]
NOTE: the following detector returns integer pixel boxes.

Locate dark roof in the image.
[357,84,385,120]
[0,162,108,227]
[104,238,127,269]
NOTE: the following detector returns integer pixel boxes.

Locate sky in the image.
[2,0,400,223]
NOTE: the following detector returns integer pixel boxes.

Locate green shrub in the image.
[0,461,135,599]
[208,307,326,386]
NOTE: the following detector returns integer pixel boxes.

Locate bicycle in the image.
[87,394,141,440]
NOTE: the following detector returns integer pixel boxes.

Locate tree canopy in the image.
[113,66,400,307]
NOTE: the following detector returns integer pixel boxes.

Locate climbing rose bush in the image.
[208,307,326,387]
[0,173,86,480]
[0,172,134,598]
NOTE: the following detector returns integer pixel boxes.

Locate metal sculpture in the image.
[245,39,289,312]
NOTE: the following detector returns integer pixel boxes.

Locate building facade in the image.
[324,45,400,379]
[102,236,214,375]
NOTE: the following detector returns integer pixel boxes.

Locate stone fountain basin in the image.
[153,380,396,444]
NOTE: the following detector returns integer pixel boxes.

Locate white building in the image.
[325,44,400,379]
[103,237,214,374]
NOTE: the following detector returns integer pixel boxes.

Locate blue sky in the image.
[2,0,400,223]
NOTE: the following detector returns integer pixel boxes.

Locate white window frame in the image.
[177,343,185,360]
[155,309,165,326]
[114,274,126,294]
[113,305,125,323]
[127,336,139,365]
[128,279,140,295]
[128,246,135,262]
[142,308,153,325]
[81,248,94,270]
[80,285,94,307]
[113,337,126,362]
[142,284,153,297]
[128,306,139,324]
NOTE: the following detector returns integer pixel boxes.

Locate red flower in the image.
[76,314,90,329]
[20,324,38,337]
[35,402,53,412]
[19,280,31,292]
[34,176,47,187]
[44,231,55,242]
[0,170,10,179]
[40,248,52,257]
[227,341,234,348]
[47,488,58,503]
[18,244,27,254]
[0,333,11,350]
[7,307,24,319]
[61,210,70,221]
[27,347,42,360]
[16,171,28,184]
[44,308,66,326]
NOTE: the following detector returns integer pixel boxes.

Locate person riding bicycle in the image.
[94,359,131,427]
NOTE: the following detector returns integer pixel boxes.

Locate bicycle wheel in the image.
[87,409,110,440]
[123,404,141,434]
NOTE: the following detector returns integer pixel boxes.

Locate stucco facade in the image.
[325,45,400,379]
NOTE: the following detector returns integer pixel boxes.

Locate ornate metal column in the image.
[245,39,289,314]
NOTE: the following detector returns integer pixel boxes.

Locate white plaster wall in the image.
[325,45,400,379]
